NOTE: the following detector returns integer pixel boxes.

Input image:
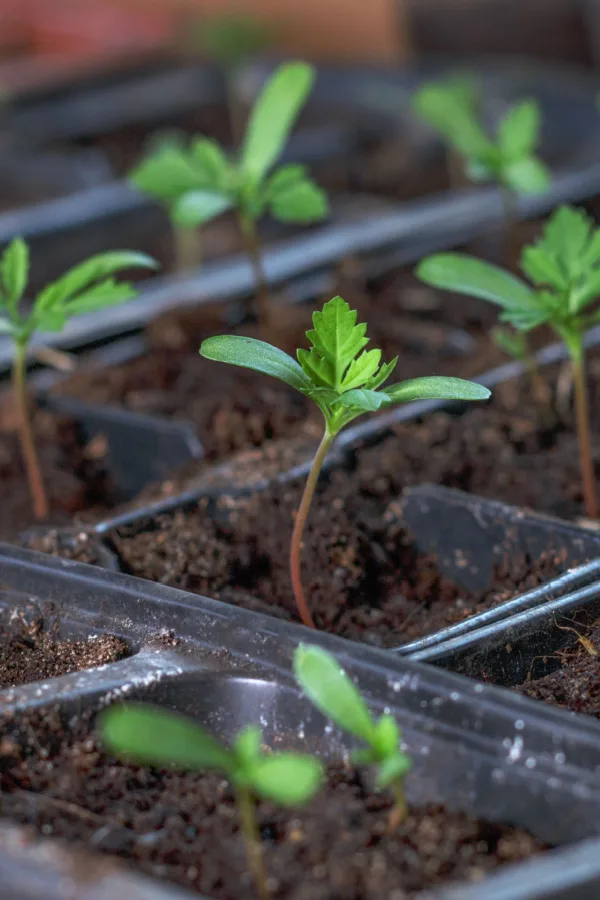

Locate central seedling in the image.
[200,295,490,628]
[0,239,157,520]
[294,644,412,826]
[100,704,322,900]
[418,205,600,518]
[130,61,328,316]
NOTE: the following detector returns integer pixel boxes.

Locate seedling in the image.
[131,61,329,317]
[418,205,600,517]
[100,704,322,900]
[413,79,550,260]
[200,295,491,627]
[0,239,157,519]
[294,644,411,826]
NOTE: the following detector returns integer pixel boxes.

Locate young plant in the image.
[200,295,491,627]
[417,205,600,517]
[0,239,157,519]
[100,704,322,900]
[294,644,412,826]
[130,61,329,317]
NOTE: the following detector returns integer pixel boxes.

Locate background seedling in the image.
[418,205,600,518]
[294,644,412,826]
[0,239,157,519]
[413,78,550,261]
[491,325,553,422]
[131,61,329,320]
[200,295,490,628]
[100,704,322,900]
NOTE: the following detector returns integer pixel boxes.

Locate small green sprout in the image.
[0,239,157,520]
[418,204,600,517]
[100,704,322,900]
[294,644,412,825]
[130,61,329,318]
[200,295,490,627]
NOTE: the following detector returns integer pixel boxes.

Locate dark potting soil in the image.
[0,616,129,690]
[0,707,548,900]
[517,616,600,719]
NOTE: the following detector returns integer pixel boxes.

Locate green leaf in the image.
[305,295,369,390]
[570,268,600,313]
[498,100,540,159]
[173,190,233,227]
[374,715,400,756]
[365,357,397,391]
[234,725,262,766]
[417,254,535,310]
[64,282,137,317]
[412,81,492,161]
[265,164,308,196]
[491,326,528,360]
[542,206,591,268]
[200,335,313,392]
[521,245,567,289]
[99,705,232,773]
[250,754,322,806]
[191,138,230,191]
[340,348,383,391]
[499,305,551,331]
[0,238,29,313]
[297,346,334,388]
[502,156,550,194]
[332,387,390,412]
[241,62,315,183]
[375,754,412,789]
[384,376,491,405]
[269,178,329,224]
[130,147,206,202]
[294,645,377,745]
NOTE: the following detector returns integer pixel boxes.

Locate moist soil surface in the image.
[0,707,548,900]
[517,616,600,719]
[0,614,129,690]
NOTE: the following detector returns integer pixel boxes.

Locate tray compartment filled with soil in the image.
[3,543,600,899]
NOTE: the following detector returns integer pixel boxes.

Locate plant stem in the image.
[387,778,409,830]
[236,786,270,900]
[290,427,334,629]
[238,211,270,328]
[12,341,48,520]
[571,343,598,518]
[173,226,202,273]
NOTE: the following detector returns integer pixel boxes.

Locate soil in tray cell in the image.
[0,707,547,900]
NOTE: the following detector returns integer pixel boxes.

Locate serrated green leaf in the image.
[294,645,377,745]
[502,155,550,194]
[99,704,233,773]
[191,138,230,190]
[1,238,29,313]
[200,335,312,392]
[384,376,491,404]
[266,163,308,196]
[306,296,369,389]
[250,754,322,806]
[498,100,540,159]
[269,178,329,224]
[331,388,390,412]
[340,348,382,391]
[173,190,233,227]
[365,357,397,391]
[417,253,535,311]
[542,206,592,269]
[241,62,315,183]
[297,346,334,388]
[569,268,600,313]
[375,753,412,789]
[521,245,567,289]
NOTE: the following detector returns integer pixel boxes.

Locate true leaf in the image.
[498,99,540,159]
[306,295,369,388]
[200,335,313,392]
[384,376,491,404]
[250,754,322,805]
[521,245,567,289]
[340,348,383,391]
[542,205,591,268]
[241,62,315,183]
[294,645,376,744]
[130,148,205,202]
[99,705,232,773]
[269,178,329,223]
[502,156,550,194]
[173,190,233,227]
[375,754,412,789]
[191,138,230,190]
[35,252,157,313]
[1,238,29,313]
[332,387,390,412]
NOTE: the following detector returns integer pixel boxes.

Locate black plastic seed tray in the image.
[3,543,600,898]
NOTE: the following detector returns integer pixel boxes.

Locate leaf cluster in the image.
[200,295,490,435]
[413,77,550,194]
[417,205,600,356]
[130,62,328,229]
[294,645,412,790]
[100,704,322,806]
[0,238,157,346]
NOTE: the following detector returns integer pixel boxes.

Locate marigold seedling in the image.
[100,704,322,900]
[200,295,490,627]
[294,644,412,825]
[418,204,600,517]
[0,239,157,519]
[130,61,329,317]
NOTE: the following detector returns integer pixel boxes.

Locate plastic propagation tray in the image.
[3,543,600,898]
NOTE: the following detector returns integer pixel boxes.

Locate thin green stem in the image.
[12,341,48,520]
[173,226,202,273]
[571,343,597,518]
[290,427,335,629]
[238,211,270,328]
[236,786,270,900]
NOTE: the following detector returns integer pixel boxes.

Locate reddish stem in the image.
[573,352,598,519]
[238,211,271,328]
[289,428,334,629]
[13,342,48,520]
